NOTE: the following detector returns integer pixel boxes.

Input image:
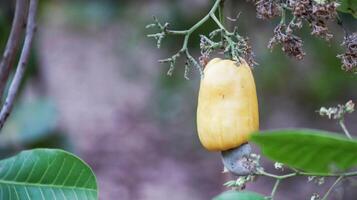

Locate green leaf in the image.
[213,191,265,200]
[338,0,357,18]
[250,129,357,173]
[0,148,98,199]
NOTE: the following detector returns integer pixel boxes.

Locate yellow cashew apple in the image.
[196,58,259,151]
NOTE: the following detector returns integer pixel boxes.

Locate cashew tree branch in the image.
[0,0,29,99]
[0,0,38,129]
[146,0,226,79]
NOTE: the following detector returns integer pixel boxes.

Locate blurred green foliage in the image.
[0,2,69,158]
[0,98,57,147]
[338,0,357,18]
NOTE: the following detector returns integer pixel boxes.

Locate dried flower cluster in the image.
[268,24,305,59]
[318,100,355,120]
[255,0,281,20]
[240,37,257,67]
[289,0,338,40]
[199,35,222,67]
[252,0,340,60]
[274,162,284,170]
[199,28,257,67]
[337,33,357,72]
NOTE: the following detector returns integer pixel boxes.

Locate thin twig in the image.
[270,179,281,200]
[0,0,29,99]
[176,0,222,52]
[258,169,357,180]
[147,0,223,78]
[149,0,222,49]
[339,119,352,139]
[254,168,356,199]
[0,0,38,129]
[322,176,344,200]
[218,0,225,27]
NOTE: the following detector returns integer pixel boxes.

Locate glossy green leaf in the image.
[338,0,357,18]
[213,191,265,200]
[250,129,357,173]
[0,149,98,199]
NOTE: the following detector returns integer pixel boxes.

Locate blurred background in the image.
[0,0,356,199]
